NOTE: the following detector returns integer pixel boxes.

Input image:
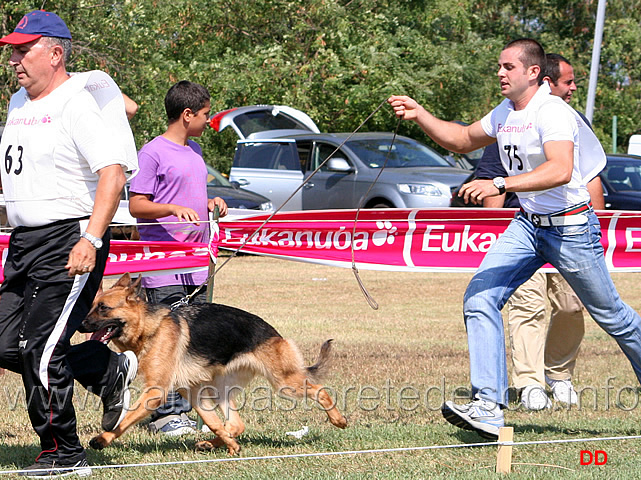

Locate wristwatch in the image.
[493,177,506,195]
[81,231,104,250]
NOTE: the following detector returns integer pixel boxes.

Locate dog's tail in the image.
[306,339,334,382]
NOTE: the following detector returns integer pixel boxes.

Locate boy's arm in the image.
[129,192,203,224]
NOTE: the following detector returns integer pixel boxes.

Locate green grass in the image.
[1,255,641,478]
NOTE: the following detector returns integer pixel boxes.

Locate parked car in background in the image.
[230,132,471,211]
[209,105,319,139]
[205,165,273,211]
[443,121,485,170]
[450,153,641,210]
[111,165,273,238]
[600,154,641,210]
[445,147,486,170]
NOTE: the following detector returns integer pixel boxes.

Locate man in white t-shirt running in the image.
[389,38,641,441]
[0,10,138,476]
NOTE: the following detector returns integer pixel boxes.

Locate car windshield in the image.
[603,162,641,192]
[206,166,233,187]
[346,138,452,169]
[234,111,307,138]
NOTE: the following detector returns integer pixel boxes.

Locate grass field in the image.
[2,254,641,478]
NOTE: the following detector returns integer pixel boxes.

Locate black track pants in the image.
[0,219,117,464]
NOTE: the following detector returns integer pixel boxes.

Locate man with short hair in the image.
[389,38,641,440]
[0,10,138,476]
[476,53,603,411]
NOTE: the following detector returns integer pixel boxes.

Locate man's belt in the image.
[520,202,592,227]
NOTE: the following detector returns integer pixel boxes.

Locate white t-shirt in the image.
[480,83,606,214]
[0,71,137,227]
[71,71,138,174]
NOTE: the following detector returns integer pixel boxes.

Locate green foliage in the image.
[2,0,641,169]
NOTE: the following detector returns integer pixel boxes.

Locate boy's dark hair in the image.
[543,53,572,85]
[164,81,210,122]
[504,38,546,83]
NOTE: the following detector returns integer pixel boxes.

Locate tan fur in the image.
[84,273,347,454]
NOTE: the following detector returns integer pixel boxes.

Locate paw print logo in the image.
[372,221,397,246]
[41,115,51,124]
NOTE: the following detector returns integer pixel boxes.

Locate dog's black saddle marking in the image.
[169,303,282,366]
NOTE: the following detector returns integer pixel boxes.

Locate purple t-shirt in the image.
[130,135,209,288]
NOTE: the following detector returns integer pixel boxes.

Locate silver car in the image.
[229,132,472,211]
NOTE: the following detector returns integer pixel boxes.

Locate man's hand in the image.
[64,164,125,277]
[458,179,502,205]
[388,95,423,121]
[65,239,97,276]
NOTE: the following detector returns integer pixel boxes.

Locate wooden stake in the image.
[495,426,514,474]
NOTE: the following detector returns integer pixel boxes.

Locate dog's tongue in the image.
[90,327,113,344]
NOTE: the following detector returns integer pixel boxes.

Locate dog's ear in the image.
[125,275,144,302]
[132,275,143,297]
[114,273,132,289]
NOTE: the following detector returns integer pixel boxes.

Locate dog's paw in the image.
[335,415,348,429]
[195,439,217,451]
[195,437,240,455]
[89,435,108,450]
[226,440,241,456]
[329,414,348,429]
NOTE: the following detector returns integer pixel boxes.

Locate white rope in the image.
[107,210,641,229]
[1,433,639,475]
[0,441,492,475]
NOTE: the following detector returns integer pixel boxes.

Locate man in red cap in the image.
[0,10,138,477]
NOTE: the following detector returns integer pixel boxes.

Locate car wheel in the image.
[369,201,393,209]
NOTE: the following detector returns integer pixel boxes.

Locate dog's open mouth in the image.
[81,315,123,344]
[91,326,114,344]
[83,322,122,345]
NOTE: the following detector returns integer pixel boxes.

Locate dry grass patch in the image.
[2,255,641,478]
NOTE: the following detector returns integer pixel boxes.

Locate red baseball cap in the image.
[0,10,72,46]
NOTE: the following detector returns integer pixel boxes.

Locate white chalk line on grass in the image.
[2,434,640,476]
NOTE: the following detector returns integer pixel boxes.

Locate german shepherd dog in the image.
[80,273,347,454]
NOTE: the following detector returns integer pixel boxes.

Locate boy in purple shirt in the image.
[129,81,227,435]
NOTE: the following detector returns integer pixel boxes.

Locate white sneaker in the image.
[441,396,504,440]
[148,413,196,436]
[520,384,552,411]
[546,376,578,405]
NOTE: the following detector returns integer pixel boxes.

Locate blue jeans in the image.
[464,209,641,406]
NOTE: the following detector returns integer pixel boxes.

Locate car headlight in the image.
[397,183,444,197]
[259,201,273,211]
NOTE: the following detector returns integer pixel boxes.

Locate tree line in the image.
[2,0,640,173]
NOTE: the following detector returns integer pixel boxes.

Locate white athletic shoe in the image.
[520,384,552,411]
[441,396,504,440]
[546,376,578,405]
